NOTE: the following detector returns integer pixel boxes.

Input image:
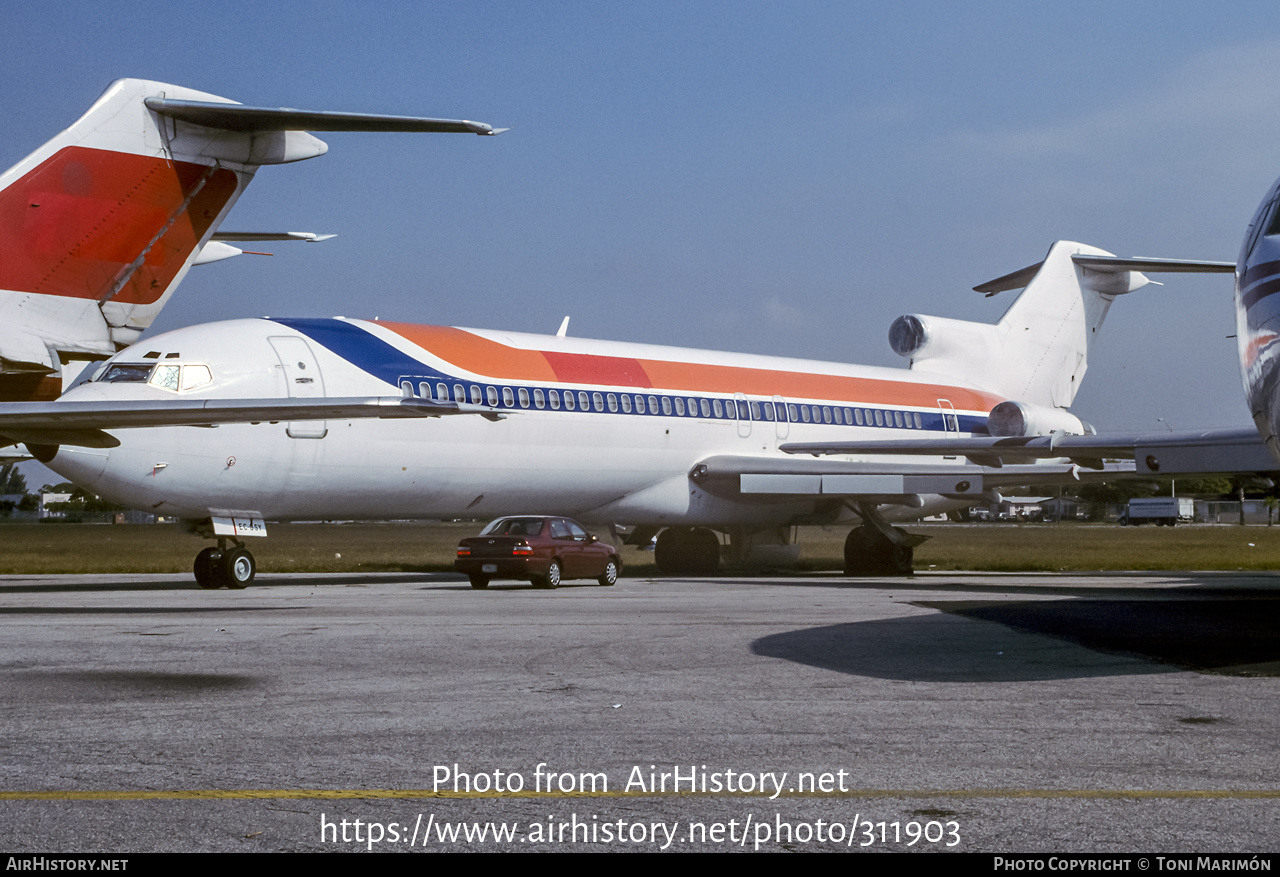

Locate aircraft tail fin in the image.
[0,79,500,400]
[0,80,263,385]
[889,241,1155,410]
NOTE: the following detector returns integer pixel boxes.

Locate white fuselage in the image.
[46,317,1006,527]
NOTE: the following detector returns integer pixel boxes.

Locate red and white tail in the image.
[0,78,501,401]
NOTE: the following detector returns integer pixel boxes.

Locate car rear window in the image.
[479,518,546,537]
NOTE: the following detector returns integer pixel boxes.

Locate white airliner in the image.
[1,81,1274,589]
[0,78,502,403]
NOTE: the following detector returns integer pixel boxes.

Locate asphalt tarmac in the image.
[2,569,1278,853]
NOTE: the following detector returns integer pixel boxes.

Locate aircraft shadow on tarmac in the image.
[751,583,1280,681]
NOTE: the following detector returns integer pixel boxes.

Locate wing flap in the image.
[689,454,1129,501]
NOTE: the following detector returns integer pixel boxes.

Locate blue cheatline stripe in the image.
[267,317,988,434]
[268,317,448,386]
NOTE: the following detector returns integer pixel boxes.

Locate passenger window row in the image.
[398,378,941,430]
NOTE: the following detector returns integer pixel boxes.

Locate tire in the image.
[598,558,619,587]
[891,544,914,574]
[222,547,255,589]
[691,528,720,574]
[194,547,222,589]
[654,527,719,575]
[469,575,490,589]
[843,526,885,575]
[844,526,913,576]
[653,527,690,575]
[534,559,562,589]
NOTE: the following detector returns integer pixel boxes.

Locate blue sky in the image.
[6,1,1280,476]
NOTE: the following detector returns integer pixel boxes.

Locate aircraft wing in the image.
[0,396,500,450]
[688,454,1133,505]
[779,427,1277,475]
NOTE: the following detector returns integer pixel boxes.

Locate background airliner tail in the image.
[889,241,1149,415]
[0,80,273,399]
[0,78,501,402]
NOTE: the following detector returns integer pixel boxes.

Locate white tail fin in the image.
[0,78,500,401]
[889,241,1152,409]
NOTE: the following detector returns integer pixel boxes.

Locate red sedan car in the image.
[455,516,621,589]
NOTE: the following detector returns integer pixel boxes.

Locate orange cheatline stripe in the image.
[375,322,561,383]
[375,321,1004,412]
[636,359,1000,410]
[3,788,1279,801]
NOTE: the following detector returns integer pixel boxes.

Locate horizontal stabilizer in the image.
[975,254,1235,295]
[973,261,1044,295]
[195,232,338,265]
[145,99,505,135]
[211,232,336,243]
[1070,255,1235,274]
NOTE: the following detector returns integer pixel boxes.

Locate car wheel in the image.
[469,575,489,589]
[534,559,562,589]
[598,558,619,587]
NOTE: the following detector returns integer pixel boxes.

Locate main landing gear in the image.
[842,526,914,576]
[194,539,257,590]
[653,527,721,575]
[842,503,928,576]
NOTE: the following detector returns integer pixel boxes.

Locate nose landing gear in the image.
[193,539,257,589]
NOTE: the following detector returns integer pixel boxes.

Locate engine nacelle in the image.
[988,400,1094,437]
[888,314,1001,363]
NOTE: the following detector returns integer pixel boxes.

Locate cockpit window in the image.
[1265,198,1280,237]
[150,364,180,391]
[95,361,214,392]
[181,365,213,391]
[100,364,154,383]
[1244,191,1280,263]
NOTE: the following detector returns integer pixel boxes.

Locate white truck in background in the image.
[1121,497,1196,526]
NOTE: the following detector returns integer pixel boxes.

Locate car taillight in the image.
[512,542,533,555]
[456,546,471,557]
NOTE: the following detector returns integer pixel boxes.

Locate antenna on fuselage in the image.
[556,316,570,338]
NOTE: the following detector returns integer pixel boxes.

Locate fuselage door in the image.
[937,397,958,458]
[269,335,327,439]
[734,392,751,438]
[773,395,789,442]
